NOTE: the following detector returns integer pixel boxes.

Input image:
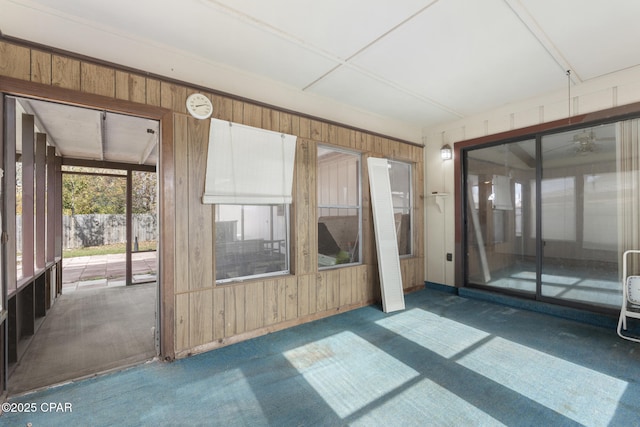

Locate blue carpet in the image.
[3,288,640,426]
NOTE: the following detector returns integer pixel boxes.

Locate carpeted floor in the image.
[3,287,640,426]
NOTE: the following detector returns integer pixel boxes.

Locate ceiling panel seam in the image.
[202,0,345,67]
[205,0,461,117]
[503,0,582,84]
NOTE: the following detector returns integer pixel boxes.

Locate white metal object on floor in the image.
[618,250,640,342]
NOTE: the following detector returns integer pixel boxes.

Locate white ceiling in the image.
[16,97,159,166]
[3,0,640,146]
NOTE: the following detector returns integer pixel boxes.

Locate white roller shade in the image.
[203,118,297,205]
[492,175,513,210]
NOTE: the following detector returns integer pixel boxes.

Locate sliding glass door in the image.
[465,139,536,295]
[464,119,640,311]
[539,124,620,308]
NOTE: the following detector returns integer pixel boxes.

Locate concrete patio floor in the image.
[62,251,157,292]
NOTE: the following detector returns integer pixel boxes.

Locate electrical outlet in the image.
[446,253,452,261]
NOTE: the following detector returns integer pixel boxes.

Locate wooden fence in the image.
[17,214,157,251]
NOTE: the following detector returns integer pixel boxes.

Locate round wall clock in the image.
[186,93,213,119]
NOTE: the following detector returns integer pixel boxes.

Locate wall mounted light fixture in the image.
[440,144,452,160]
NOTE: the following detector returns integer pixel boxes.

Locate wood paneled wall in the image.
[0,39,424,359]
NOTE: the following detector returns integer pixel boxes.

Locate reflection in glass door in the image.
[465,139,537,295]
[464,120,640,311]
[540,123,621,309]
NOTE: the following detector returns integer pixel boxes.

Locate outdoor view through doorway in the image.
[7,97,159,395]
[61,167,158,291]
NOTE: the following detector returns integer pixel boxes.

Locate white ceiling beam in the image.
[503,0,582,84]
[18,99,60,151]
[139,130,157,165]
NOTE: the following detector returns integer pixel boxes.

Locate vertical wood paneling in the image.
[339,268,352,307]
[190,289,213,347]
[161,82,187,113]
[326,269,340,309]
[213,287,225,341]
[262,278,287,325]
[212,95,233,121]
[245,282,264,331]
[234,284,246,334]
[81,62,115,97]
[310,120,323,141]
[339,128,352,148]
[285,276,298,320]
[175,293,190,352]
[328,124,338,145]
[146,78,162,107]
[297,274,310,316]
[280,112,293,135]
[52,55,80,90]
[355,265,373,302]
[316,272,327,312]
[174,115,189,294]
[187,118,213,290]
[224,286,237,336]
[232,100,244,122]
[115,71,146,103]
[31,50,51,85]
[299,117,311,139]
[277,279,287,322]
[264,280,280,326]
[0,41,30,80]
[244,103,262,127]
[262,108,280,132]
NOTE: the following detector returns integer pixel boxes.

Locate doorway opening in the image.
[5,96,160,395]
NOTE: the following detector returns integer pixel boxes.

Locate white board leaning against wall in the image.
[367,157,405,313]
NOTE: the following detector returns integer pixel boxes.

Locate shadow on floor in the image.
[3,288,640,426]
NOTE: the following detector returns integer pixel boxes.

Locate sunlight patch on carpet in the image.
[457,336,627,426]
[375,308,490,358]
[284,331,419,418]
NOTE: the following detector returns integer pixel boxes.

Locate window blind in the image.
[203,118,297,205]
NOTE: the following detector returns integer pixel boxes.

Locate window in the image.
[317,146,361,268]
[216,204,289,282]
[388,160,412,256]
[203,118,297,283]
[530,177,576,241]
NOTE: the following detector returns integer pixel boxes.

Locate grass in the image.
[63,241,156,258]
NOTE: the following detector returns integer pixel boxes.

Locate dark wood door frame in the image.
[0,76,176,375]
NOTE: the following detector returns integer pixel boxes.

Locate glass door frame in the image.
[456,109,640,315]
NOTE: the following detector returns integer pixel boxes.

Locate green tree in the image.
[132,171,157,214]
[63,169,126,215]
[63,167,156,215]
